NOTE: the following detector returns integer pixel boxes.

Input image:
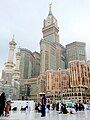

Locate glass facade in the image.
[61,55,66,69]
[66,42,86,66]
[44,35,54,43]
[28,61,32,78]
[45,51,49,71]
[50,54,56,70]
[20,52,29,78]
[20,49,36,79]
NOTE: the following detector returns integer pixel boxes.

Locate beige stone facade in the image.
[46,69,69,102]
[67,60,90,103]
[44,60,90,103]
[20,60,90,103]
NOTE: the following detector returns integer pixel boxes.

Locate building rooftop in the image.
[66,41,86,47]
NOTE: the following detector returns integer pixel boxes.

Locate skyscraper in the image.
[40,4,66,73]
[19,48,40,79]
[33,51,40,76]
[19,48,35,79]
[66,41,86,66]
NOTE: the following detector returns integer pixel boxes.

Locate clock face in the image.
[47,16,52,25]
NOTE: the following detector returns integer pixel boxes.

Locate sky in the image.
[0,0,90,71]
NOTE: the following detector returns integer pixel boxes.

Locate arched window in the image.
[74,93,77,96]
[78,93,81,96]
[67,94,69,97]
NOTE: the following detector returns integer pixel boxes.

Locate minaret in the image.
[12,48,21,99]
[15,47,21,71]
[5,35,17,72]
[1,36,17,99]
[13,48,21,79]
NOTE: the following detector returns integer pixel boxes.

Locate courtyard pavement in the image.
[0,110,90,120]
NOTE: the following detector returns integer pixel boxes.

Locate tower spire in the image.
[12,34,15,41]
[49,3,52,15]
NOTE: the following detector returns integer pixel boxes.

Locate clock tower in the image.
[42,4,59,43]
[40,4,61,73]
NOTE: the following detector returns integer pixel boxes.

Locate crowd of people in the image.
[0,92,11,117]
[0,92,85,118]
[35,94,85,117]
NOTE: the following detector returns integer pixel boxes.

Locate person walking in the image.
[41,94,46,117]
[5,98,11,117]
[0,92,6,116]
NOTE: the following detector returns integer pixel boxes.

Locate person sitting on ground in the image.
[47,102,50,111]
[35,103,41,112]
[78,103,84,111]
[52,102,56,110]
[12,107,17,111]
[61,103,68,114]
[74,103,78,112]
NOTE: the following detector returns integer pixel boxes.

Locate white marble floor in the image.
[0,110,90,120]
